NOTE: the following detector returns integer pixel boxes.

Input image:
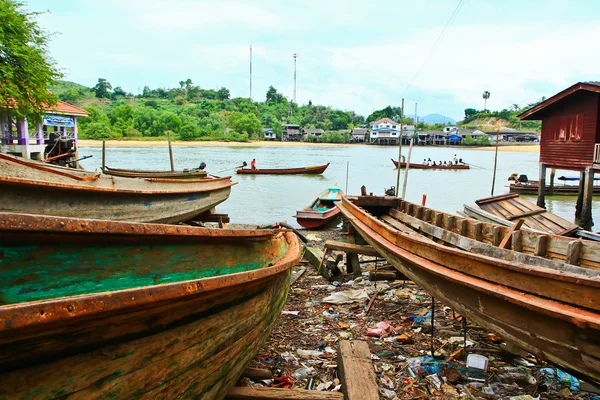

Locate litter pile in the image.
[240,229,600,399]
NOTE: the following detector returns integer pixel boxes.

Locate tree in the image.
[482,90,490,111]
[93,78,112,98]
[216,87,230,100]
[111,86,127,100]
[227,112,262,139]
[265,86,286,104]
[0,0,62,118]
[464,108,478,120]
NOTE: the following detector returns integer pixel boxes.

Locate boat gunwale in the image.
[104,165,207,175]
[0,175,236,195]
[391,158,470,170]
[0,230,301,332]
[338,198,600,329]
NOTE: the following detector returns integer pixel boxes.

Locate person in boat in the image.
[442,161,447,167]
[251,159,257,170]
[459,158,464,164]
[422,159,427,166]
[432,161,437,166]
[453,154,458,165]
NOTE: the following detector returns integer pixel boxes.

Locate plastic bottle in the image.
[291,367,314,379]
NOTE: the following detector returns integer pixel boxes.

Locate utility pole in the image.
[293,53,298,103]
[249,45,252,101]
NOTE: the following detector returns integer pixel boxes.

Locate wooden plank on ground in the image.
[241,367,272,380]
[304,246,324,270]
[324,240,380,256]
[337,340,379,400]
[226,386,344,400]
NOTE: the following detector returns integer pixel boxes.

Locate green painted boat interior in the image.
[0,237,288,305]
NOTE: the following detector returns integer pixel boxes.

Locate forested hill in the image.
[50,79,541,142]
[49,79,369,142]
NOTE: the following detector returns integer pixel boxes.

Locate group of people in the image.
[422,154,464,167]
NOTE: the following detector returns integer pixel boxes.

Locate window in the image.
[373,125,378,129]
[392,125,397,128]
[554,114,583,142]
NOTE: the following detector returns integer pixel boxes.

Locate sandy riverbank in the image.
[78,139,541,152]
[77,140,354,148]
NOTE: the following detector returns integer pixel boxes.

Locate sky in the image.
[28,0,600,121]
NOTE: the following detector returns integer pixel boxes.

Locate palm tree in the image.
[482,91,491,111]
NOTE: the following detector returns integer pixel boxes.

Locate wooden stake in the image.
[499,219,524,249]
[401,136,414,199]
[421,194,427,206]
[490,130,499,196]
[395,98,405,196]
[101,140,106,172]
[345,161,349,194]
[167,132,175,172]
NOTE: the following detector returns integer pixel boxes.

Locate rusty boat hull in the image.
[0,213,301,399]
[103,165,208,179]
[236,163,330,175]
[0,153,234,224]
[337,196,600,383]
[294,185,344,229]
[391,158,470,170]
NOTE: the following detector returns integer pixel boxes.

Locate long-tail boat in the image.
[337,195,600,383]
[0,152,235,224]
[236,163,330,175]
[294,185,344,229]
[103,165,208,179]
[391,158,470,170]
[0,213,302,399]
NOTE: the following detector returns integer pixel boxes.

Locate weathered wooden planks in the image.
[226,387,344,399]
[324,240,380,256]
[337,340,379,400]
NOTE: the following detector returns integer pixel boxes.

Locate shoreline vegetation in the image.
[78,139,540,152]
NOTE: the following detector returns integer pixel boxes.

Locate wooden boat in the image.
[509,182,600,195]
[0,152,235,224]
[103,165,208,179]
[391,158,470,170]
[294,185,344,228]
[0,213,302,399]
[236,163,330,175]
[337,195,600,382]
[463,193,600,242]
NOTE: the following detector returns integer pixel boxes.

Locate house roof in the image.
[370,117,398,126]
[303,128,324,134]
[519,81,600,120]
[351,128,368,135]
[1,98,89,116]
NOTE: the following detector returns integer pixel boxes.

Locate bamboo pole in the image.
[395,98,405,196]
[490,130,499,196]
[401,137,414,199]
[345,161,349,194]
[167,132,175,172]
[102,140,106,171]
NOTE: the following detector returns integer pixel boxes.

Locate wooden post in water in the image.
[167,132,175,172]
[537,163,547,208]
[549,168,556,195]
[581,167,595,230]
[575,170,585,225]
[395,98,405,197]
[401,137,414,199]
[345,161,349,194]
[102,140,106,172]
[490,131,499,196]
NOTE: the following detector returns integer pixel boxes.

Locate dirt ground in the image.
[236,227,599,399]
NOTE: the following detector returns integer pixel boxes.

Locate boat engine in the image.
[45,132,76,166]
[384,186,396,196]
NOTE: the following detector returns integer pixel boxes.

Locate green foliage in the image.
[0,0,62,118]
[463,134,491,146]
[367,106,402,123]
[93,78,112,98]
[266,86,287,104]
[216,87,230,100]
[227,112,262,139]
[460,106,541,131]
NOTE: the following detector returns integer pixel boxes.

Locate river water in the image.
[80,145,600,229]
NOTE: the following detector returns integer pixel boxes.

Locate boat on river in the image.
[391,159,470,170]
[236,163,330,175]
[509,182,600,195]
[294,185,344,229]
[0,213,301,399]
[103,165,208,179]
[337,195,600,383]
[0,152,234,224]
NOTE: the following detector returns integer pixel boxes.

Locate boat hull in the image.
[103,166,208,179]
[509,183,600,196]
[236,163,329,175]
[391,159,469,170]
[338,197,600,383]
[295,208,341,229]
[0,214,301,399]
[0,153,234,224]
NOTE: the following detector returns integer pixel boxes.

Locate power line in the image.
[402,0,465,96]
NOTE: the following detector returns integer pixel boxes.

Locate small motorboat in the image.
[295,185,344,229]
[391,158,470,170]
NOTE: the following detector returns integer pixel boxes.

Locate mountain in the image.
[418,113,456,125]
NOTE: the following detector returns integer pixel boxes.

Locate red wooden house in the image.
[519,81,600,229]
